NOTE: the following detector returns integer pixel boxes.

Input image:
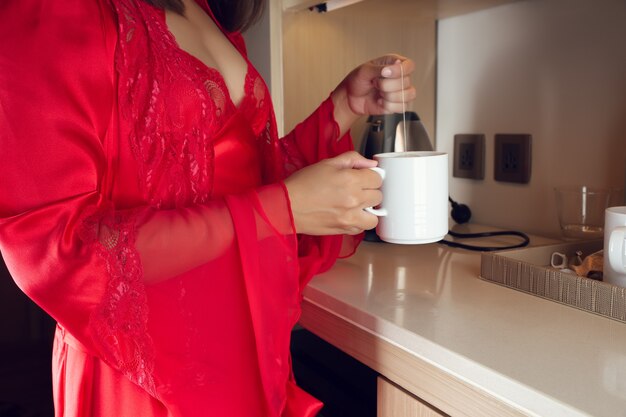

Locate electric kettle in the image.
[359,111,433,159]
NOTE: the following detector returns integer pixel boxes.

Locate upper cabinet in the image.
[267,0,519,139]
[282,0,520,17]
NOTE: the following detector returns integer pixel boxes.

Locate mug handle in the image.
[363,167,387,217]
[550,252,568,269]
[608,226,626,273]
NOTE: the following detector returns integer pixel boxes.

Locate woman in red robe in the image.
[0,0,416,415]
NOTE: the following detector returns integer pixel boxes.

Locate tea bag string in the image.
[400,62,408,151]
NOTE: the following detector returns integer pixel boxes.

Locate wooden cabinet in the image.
[299,299,527,417]
[270,0,437,142]
[281,0,519,15]
[267,0,518,140]
[378,377,448,417]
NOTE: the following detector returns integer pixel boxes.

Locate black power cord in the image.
[448,196,472,224]
[440,197,531,252]
[439,229,530,252]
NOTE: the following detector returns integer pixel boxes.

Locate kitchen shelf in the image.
[283,0,521,18]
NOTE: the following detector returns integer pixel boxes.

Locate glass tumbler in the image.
[554,186,612,239]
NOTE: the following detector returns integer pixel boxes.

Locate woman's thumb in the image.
[329,151,377,169]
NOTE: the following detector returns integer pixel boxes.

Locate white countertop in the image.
[304,234,626,417]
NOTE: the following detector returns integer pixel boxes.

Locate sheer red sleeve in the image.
[279,97,363,286]
[225,25,363,287]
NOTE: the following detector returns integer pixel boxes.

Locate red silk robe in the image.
[0,0,359,415]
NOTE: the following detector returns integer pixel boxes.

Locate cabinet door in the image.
[377,377,448,417]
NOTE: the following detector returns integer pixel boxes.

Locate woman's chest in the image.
[164,0,249,107]
[109,0,272,209]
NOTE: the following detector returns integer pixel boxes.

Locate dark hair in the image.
[142,0,266,33]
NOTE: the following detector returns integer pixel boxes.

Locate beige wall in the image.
[437,0,626,237]
[281,0,437,144]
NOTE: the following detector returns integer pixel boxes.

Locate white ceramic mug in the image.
[365,151,448,244]
[604,206,626,287]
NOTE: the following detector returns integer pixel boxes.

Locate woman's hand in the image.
[284,151,383,236]
[331,55,416,136]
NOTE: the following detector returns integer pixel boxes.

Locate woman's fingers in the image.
[326,150,378,170]
[361,189,383,209]
[284,153,384,235]
[358,166,384,189]
[379,57,416,79]
[375,59,416,112]
[377,76,413,93]
[346,211,379,235]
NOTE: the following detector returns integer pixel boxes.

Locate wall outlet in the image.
[453,134,485,179]
[494,134,532,183]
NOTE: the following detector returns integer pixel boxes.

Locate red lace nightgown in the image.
[0,1,359,416]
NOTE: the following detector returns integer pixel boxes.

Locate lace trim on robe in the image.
[114,0,217,209]
[113,0,279,209]
[79,207,157,397]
